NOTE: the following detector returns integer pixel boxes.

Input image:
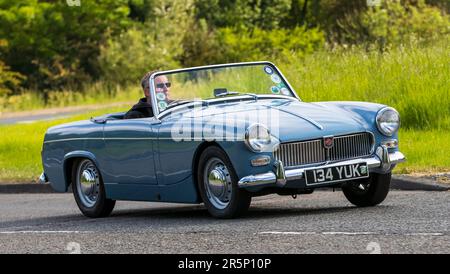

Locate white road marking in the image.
[259,231,445,236]
[0,231,92,234]
[322,232,376,235]
[259,231,318,235]
[404,233,444,236]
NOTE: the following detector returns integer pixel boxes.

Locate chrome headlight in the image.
[245,124,279,152]
[376,107,400,136]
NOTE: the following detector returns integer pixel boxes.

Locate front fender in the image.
[313,101,399,151]
[217,141,274,180]
[59,151,101,192]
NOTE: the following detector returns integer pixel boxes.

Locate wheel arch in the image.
[191,141,229,202]
[63,151,102,190]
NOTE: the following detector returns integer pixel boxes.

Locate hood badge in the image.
[323,136,334,149]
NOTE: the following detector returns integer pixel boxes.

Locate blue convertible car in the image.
[40,62,405,218]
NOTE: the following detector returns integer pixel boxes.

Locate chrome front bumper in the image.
[238,145,405,189]
[39,172,49,184]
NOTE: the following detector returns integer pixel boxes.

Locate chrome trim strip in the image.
[149,76,159,117]
[237,172,277,188]
[389,151,406,163]
[274,160,287,187]
[44,137,246,144]
[376,145,391,172]
[44,138,105,144]
[39,172,48,184]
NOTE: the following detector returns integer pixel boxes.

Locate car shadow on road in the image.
[109,204,385,221]
[0,204,392,231]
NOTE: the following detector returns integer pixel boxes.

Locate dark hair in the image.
[141,70,157,91]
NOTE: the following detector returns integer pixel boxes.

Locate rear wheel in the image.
[72,159,116,218]
[197,146,251,218]
[342,172,391,207]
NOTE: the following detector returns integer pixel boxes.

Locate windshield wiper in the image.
[213,89,258,101]
[165,100,208,110]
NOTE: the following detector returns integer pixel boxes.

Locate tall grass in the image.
[280,38,450,130]
[0,82,141,113]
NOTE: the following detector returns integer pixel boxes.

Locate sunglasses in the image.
[156,82,171,89]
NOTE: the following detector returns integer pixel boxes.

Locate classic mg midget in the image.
[40,62,405,218]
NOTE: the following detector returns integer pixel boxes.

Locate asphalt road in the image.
[0,190,448,254]
[0,112,80,125]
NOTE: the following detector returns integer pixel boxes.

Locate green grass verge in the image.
[0,84,141,113]
[396,129,450,174]
[0,109,448,182]
[0,106,128,183]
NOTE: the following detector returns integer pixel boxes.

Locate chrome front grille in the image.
[274,132,374,167]
[328,133,373,161]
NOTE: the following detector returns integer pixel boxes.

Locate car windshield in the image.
[150,63,296,114]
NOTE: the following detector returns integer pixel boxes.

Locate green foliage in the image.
[99,0,193,84]
[216,26,325,62]
[0,0,131,91]
[194,0,291,30]
[0,60,24,97]
[0,0,448,107]
[179,19,222,67]
[180,24,325,66]
[333,0,449,47]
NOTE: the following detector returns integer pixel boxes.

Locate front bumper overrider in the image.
[238,145,405,189]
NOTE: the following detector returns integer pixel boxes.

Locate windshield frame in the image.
[148,61,300,117]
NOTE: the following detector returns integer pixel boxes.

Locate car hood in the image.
[174,98,374,143]
[265,100,369,141]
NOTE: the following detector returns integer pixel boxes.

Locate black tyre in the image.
[197,146,251,218]
[342,172,391,207]
[71,159,116,218]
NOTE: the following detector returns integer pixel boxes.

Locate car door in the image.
[102,117,160,185]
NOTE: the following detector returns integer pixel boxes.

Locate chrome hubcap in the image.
[76,160,100,208]
[203,158,232,210]
[353,180,371,193]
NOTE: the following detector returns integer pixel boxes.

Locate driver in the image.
[124,71,171,119]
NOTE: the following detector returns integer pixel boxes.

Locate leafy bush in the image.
[0,60,24,97]
[180,24,325,66]
[334,0,449,48]
[0,0,130,91]
[98,0,193,84]
[216,26,325,62]
[194,0,291,30]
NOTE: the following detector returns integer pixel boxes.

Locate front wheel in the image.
[342,173,391,207]
[197,146,251,218]
[72,159,116,218]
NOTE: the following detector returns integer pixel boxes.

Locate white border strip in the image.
[0,230,93,234]
[259,231,445,236]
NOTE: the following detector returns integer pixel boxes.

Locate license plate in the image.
[305,162,369,186]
